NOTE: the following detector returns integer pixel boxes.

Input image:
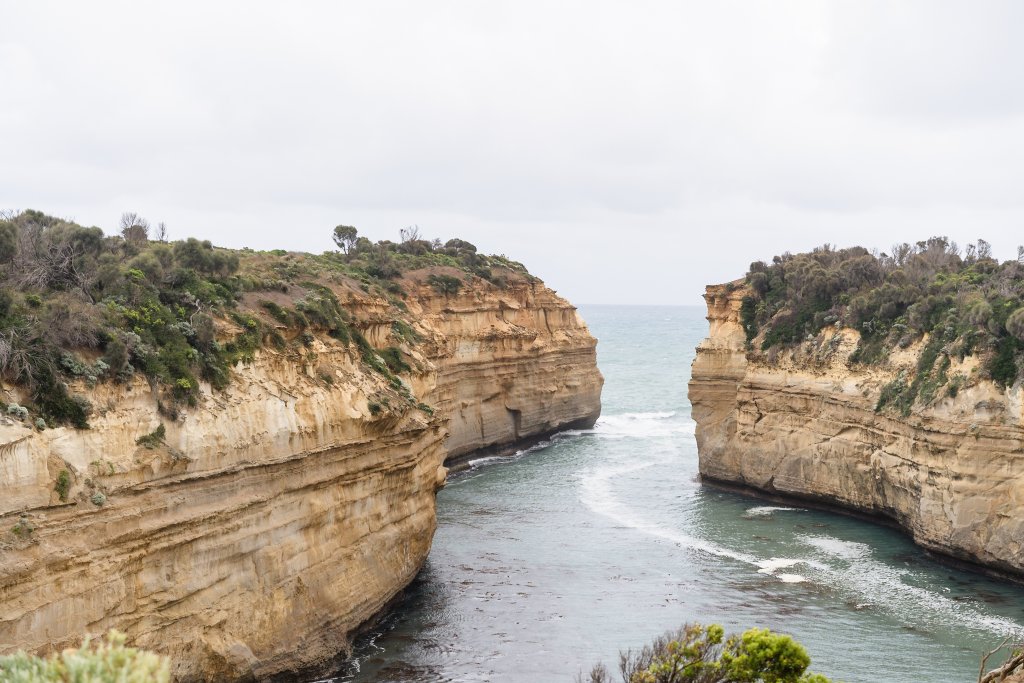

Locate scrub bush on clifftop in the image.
[0,209,533,429]
[741,237,1024,404]
[578,623,832,683]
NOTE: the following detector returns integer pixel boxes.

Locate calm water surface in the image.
[323,305,1024,683]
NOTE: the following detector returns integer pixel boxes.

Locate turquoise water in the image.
[327,305,1024,683]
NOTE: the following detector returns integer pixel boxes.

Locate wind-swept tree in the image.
[333,225,358,255]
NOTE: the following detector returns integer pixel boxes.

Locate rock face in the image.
[689,282,1024,579]
[0,278,602,681]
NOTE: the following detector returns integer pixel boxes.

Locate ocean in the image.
[322,305,1024,683]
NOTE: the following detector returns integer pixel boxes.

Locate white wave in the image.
[799,534,871,561]
[579,461,758,565]
[799,534,1024,638]
[463,438,555,470]
[745,506,803,517]
[778,574,807,584]
[465,455,507,468]
[614,411,677,419]
[594,412,695,439]
[756,557,803,573]
[580,456,1024,639]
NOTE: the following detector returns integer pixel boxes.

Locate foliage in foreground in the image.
[0,630,170,683]
[580,623,832,683]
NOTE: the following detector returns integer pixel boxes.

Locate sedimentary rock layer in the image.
[0,277,602,681]
[689,282,1024,578]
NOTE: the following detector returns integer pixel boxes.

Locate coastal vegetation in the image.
[579,623,832,683]
[0,209,531,428]
[738,237,1024,414]
[0,631,170,682]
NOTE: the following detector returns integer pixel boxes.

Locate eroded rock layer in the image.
[0,277,602,681]
[689,282,1024,578]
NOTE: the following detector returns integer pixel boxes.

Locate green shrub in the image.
[580,623,831,683]
[135,424,166,449]
[54,469,71,502]
[392,320,421,344]
[0,630,170,682]
[739,296,758,345]
[989,335,1021,388]
[11,516,34,538]
[427,273,463,296]
[378,347,411,374]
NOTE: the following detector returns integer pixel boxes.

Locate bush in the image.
[580,623,831,683]
[378,346,411,374]
[427,274,463,296]
[0,630,170,682]
[136,424,166,449]
[54,469,71,502]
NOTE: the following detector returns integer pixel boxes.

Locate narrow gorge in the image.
[0,222,602,682]
[690,279,1024,581]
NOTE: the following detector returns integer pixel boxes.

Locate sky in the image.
[2,1,1024,305]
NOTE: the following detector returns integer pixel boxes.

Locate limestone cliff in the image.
[689,282,1024,579]
[0,276,602,681]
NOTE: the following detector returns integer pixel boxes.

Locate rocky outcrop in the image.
[689,282,1024,579]
[0,276,602,681]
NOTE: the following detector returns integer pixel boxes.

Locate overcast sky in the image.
[3,2,1023,305]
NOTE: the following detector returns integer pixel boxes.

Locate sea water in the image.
[322,305,1024,683]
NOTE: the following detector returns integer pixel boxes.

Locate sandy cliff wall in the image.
[689,282,1024,578]
[0,278,602,681]
[412,283,603,463]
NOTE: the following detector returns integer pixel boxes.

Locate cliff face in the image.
[689,282,1024,578]
[0,277,602,681]
[413,283,603,463]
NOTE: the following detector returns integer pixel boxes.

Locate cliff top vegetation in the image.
[0,209,533,429]
[738,237,1024,413]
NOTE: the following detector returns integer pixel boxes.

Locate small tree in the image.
[333,225,358,254]
[977,238,993,261]
[399,225,422,243]
[119,212,149,245]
